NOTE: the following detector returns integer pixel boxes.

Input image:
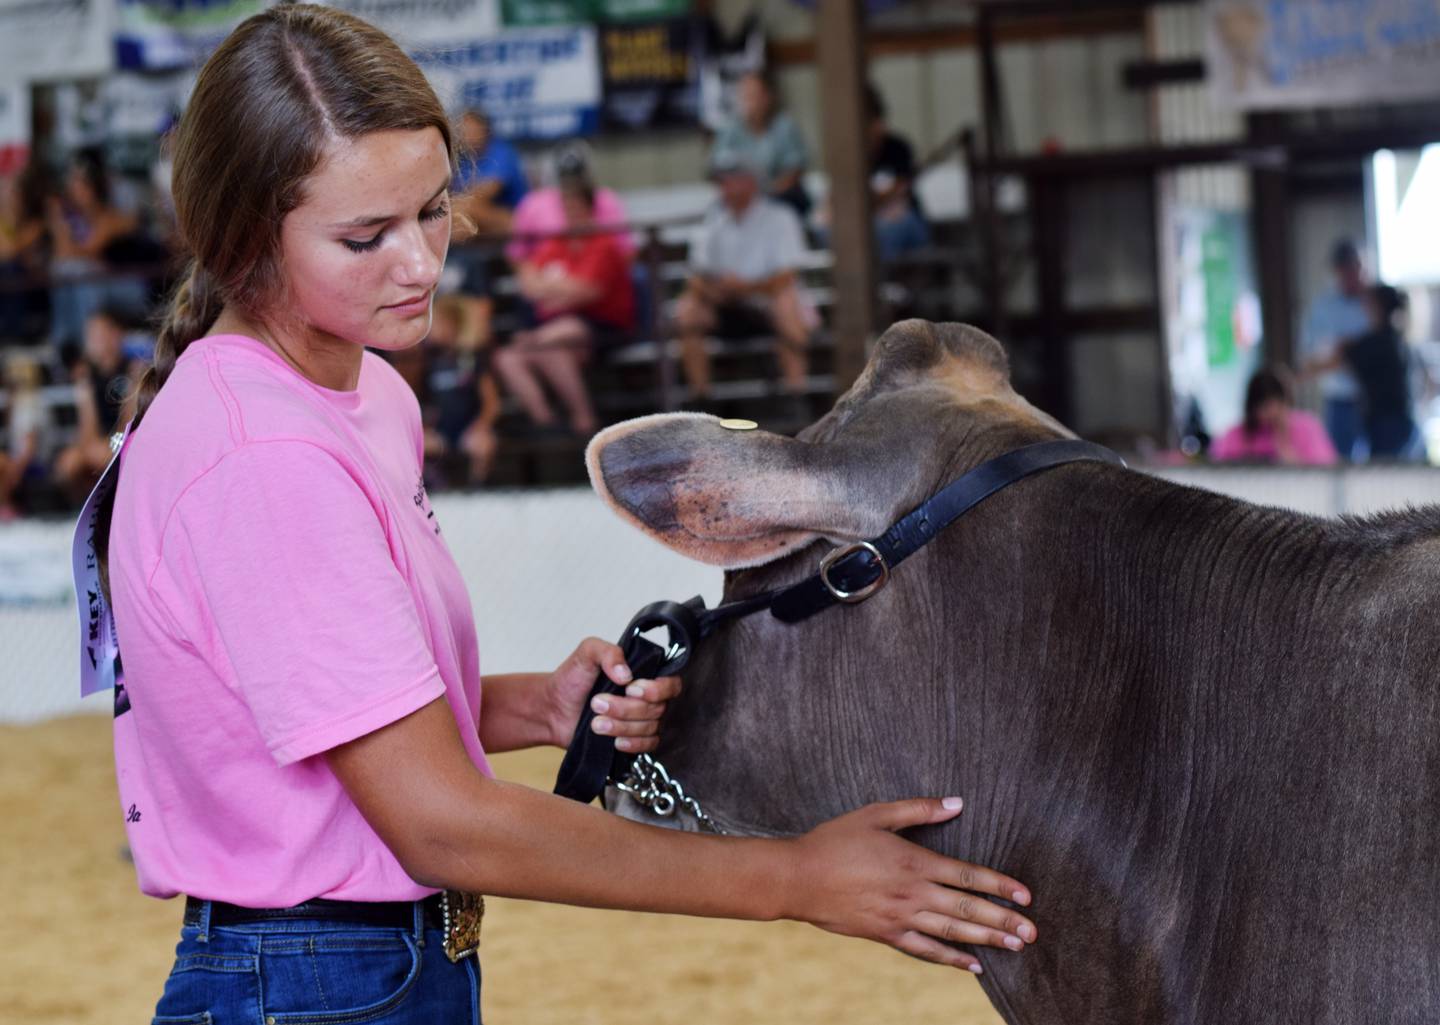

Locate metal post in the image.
[644,225,676,411]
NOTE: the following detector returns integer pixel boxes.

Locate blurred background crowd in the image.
[5,0,1440,522]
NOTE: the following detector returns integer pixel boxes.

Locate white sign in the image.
[326,0,498,47]
[0,0,113,82]
[1209,0,1440,110]
[414,26,602,139]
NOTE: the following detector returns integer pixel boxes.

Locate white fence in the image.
[7,463,1440,725]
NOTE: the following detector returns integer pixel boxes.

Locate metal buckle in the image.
[440,890,484,963]
[819,541,889,604]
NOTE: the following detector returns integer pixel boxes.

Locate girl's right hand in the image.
[784,797,1036,972]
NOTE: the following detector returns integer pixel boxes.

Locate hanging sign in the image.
[414,26,602,139]
[1209,0,1440,109]
[0,0,113,81]
[600,17,700,130]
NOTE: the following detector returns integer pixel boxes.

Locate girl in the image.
[102,7,1035,1022]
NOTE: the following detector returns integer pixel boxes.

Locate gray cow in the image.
[586,320,1440,1025]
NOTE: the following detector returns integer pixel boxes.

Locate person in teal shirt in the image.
[711,71,810,217]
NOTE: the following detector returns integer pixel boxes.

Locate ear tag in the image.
[719,418,758,431]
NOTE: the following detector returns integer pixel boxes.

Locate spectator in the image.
[493,176,635,437]
[675,151,815,403]
[53,305,144,499]
[422,294,501,486]
[711,70,810,217]
[866,84,930,262]
[1299,239,1371,459]
[1211,367,1337,465]
[0,165,48,342]
[451,109,528,237]
[46,152,147,348]
[0,354,51,518]
[505,145,632,267]
[1308,284,1423,461]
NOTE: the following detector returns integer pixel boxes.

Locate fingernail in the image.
[968,963,984,975]
[613,664,633,683]
[591,697,610,714]
[1012,890,1029,906]
[941,796,963,811]
[1003,935,1023,951]
[593,718,612,734]
[625,683,646,698]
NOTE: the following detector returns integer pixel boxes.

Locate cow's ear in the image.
[586,413,886,569]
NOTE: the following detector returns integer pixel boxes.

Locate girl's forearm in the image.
[478,672,561,752]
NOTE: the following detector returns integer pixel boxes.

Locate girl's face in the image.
[278,127,451,354]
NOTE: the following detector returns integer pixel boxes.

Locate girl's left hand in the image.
[545,637,682,752]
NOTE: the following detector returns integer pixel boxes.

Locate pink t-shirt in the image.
[505,185,632,264]
[109,333,492,905]
[1211,410,1339,466]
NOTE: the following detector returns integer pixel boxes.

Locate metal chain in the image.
[612,753,725,834]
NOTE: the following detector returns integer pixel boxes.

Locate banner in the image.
[0,0,113,81]
[115,0,267,71]
[327,0,498,47]
[502,0,688,27]
[0,82,29,175]
[414,26,601,139]
[600,17,700,130]
[1209,0,1440,110]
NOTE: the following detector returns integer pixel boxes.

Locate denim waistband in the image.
[183,895,443,936]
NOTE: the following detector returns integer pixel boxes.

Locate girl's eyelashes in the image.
[341,201,449,253]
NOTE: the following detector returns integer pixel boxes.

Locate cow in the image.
[583,320,1440,1025]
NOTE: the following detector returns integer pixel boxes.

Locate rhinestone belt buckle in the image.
[440,890,484,963]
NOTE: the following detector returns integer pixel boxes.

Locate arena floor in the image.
[3,715,1004,1025]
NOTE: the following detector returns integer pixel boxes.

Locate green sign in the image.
[1201,225,1237,368]
[502,0,690,26]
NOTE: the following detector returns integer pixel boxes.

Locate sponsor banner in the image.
[600,17,700,130]
[1209,0,1440,110]
[502,0,689,27]
[115,0,266,71]
[414,26,602,139]
[0,81,29,175]
[325,0,499,47]
[0,0,113,81]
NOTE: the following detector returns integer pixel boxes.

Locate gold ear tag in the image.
[719,418,759,431]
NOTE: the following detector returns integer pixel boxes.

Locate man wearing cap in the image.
[675,151,814,403]
[1299,239,1371,459]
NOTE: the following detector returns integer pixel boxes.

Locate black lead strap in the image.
[553,438,1123,805]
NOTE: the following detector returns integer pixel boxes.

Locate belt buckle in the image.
[819,541,889,604]
[440,890,484,963]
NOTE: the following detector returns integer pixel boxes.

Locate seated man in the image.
[675,152,815,401]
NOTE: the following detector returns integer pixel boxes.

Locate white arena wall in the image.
[7,465,1440,725]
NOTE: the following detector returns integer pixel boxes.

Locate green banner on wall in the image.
[502,0,690,27]
[1201,225,1237,368]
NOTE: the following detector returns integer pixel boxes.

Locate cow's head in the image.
[588,320,1069,571]
[586,320,1074,836]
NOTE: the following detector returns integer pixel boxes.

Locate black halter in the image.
[553,438,1123,805]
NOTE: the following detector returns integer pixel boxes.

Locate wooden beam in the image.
[770,10,1144,66]
[817,0,876,391]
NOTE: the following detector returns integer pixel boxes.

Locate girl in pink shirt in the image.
[96,8,1036,1023]
[1212,367,1339,466]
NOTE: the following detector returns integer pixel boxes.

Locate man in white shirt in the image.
[675,152,815,401]
[1299,240,1371,459]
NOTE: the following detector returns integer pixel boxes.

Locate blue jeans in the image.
[1323,396,1365,462]
[875,208,931,262]
[152,901,480,1024]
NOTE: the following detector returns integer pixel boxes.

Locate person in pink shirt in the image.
[1212,367,1339,465]
[93,8,1036,1023]
[504,145,633,266]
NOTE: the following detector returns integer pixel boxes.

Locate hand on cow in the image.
[786,798,1035,973]
[544,638,682,753]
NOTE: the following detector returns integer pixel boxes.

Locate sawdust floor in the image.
[1,715,1004,1025]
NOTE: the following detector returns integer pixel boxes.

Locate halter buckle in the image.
[819,542,890,604]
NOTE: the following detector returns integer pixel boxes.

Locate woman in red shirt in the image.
[493,176,634,436]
